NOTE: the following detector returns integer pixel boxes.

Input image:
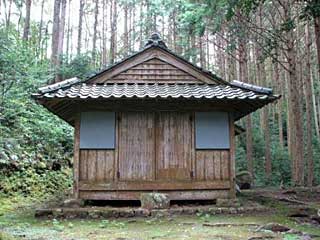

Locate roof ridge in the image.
[38,77,81,94]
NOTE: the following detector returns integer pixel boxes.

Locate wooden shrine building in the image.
[33,33,279,201]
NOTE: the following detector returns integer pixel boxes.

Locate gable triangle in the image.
[88,47,219,84]
[108,58,203,83]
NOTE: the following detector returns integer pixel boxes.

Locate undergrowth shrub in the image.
[0,167,72,197]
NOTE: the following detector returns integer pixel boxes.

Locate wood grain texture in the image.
[79,149,114,182]
[229,113,236,198]
[109,59,201,83]
[196,150,230,181]
[79,190,230,200]
[156,112,193,181]
[86,47,217,84]
[73,116,80,198]
[118,112,155,181]
[79,150,88,181]
[79,180,230,191]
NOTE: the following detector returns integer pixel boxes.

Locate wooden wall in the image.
[118,112,155,181]
[79,150,114,182]
[195,150,230,181]
[109,59,202,83]
[77,111,233,194]
[157,112,193,180]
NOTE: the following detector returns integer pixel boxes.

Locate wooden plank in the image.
[156,112,192,181]
[108,79,200,84]
[156,51,216,84]
[229,113,236,198]
[114,112,119,182]
[73,116,80,198]
[87,150,97,181]
[96,150,106,181]
[221,150,230,180]
[191,112,196,180]
[87,47,216,84]
[214,151,221,180]
[79,150,88,181]
[120,69,194,76]
[79,180,231,191]
[195,151,205,180]
[205,151,215,180]
[79,190,230,201]
[157,168,190,181]
[105,150,115,180]
[89,49,156,83]
[118,112,155,181]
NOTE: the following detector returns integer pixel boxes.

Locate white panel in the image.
[80,112,115,149]
[195,112,230,149]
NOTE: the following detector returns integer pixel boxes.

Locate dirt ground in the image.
[0,188,319,240]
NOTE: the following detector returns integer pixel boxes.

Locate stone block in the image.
[140,193,170,210]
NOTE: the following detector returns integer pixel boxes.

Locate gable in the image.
[87,47,218,84]
[108,58,202,83]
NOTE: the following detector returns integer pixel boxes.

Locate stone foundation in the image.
[35,205,269,219]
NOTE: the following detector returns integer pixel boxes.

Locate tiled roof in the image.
[34,83,278,101]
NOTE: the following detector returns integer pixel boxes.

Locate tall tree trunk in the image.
[256,8,271,181]
[239,41,253,178]
[5,0,13,31]
[131,5,136,52]
[124,3,129,56]
[110,0,117,63]
[92,0,99,65]
[51,0,61,67]
[305,21,314,186]
[312,70,320,138]
[199,36,205,68]
[274,57,284,148]
[237,12,253,179]
[22,0,32,41]
[77,0,85,55]
[284,5,304,186]
[139,1,144,49]
[102,0,108,66]
[314,16,320,80]
[66,0,72,62]
[38,0,45,59]
[54,0,66,82]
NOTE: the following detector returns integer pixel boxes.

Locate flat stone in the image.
[257,223,291,233]
[140,193,170,210]
[35,209,53,218]
[63,198,84,208]
[216,198,240,207]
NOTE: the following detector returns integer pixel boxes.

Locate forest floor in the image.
[0,188,319,240]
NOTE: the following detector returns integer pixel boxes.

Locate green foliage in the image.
[58,53,95,80]
[0,26,74,197]
[236,111,294,187]
[301,0,320,19]
[0,168,72,197]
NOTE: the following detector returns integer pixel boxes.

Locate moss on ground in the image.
[0,194,319,240]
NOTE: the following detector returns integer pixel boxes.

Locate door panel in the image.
[118,112,155,181]
[156,112,193,181]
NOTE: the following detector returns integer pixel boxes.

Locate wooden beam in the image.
[156,52,215,84]
[90,48,157,83]
[73,114,81,199]
[229,113,236,198]
[79,180,230,191]
[79,190,230,200]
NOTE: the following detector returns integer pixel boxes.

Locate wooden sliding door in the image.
[118,112,155,181]
[156,112,193,181]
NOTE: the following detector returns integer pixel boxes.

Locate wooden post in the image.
[114,112,119,182]
[73,114,80,199]
[229,113,236,198]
